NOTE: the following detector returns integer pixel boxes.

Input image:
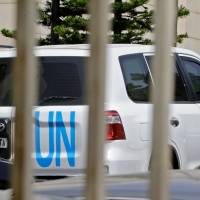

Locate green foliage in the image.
[1,29,15,38]
[176,5,190,44]
[37,0,190,45]
[61,0,88,15]
[38,0,89,44]
[178,5,190,18]
[38,0,154,44]
[112,0,153,43]
[177,33,188,43]
[1,0,190,45]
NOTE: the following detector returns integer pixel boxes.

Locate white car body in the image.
[0,44,200,175]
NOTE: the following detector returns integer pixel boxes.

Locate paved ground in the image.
[1,171,200,200]
[0,190,50,200]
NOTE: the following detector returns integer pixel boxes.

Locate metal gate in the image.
[11,0,176,200]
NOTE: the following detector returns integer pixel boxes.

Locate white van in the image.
[1,44,200,177]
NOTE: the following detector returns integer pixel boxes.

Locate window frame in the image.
[144,53,193,104]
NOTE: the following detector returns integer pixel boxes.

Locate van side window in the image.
[0,56,86,106]
[145,56,188,102]
[0,58,12,106]
[119,54,151,102]
[181,57,200,100]
[39,56,86,105]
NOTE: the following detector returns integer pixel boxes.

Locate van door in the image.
[176,55,200,169]
[145,54,200,169]
[117,53,154,171]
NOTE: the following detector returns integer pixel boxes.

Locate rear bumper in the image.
[105,141,150,175]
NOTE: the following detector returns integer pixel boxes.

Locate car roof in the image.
[0,44,199,58]
[33,44,198,54]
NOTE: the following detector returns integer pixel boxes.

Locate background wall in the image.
[1,0,200,54]
[147,0,200,54]
[0,0,49,46]
[179,0,200,53]
[0,0,16,46]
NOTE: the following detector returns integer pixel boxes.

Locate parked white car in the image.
[0,44,200,176]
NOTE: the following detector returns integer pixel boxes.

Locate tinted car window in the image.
[146,56,188,102]
[119,54,151,102]
[181,57,200,100]
[0,58,12,106]
[0,56,86,106]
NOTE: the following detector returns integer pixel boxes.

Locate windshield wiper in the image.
[39,96,78,105]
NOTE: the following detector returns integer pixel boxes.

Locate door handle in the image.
[170,117,179,127]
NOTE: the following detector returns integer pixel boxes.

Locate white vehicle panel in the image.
[1,44,200,176]
[32,106,89,175]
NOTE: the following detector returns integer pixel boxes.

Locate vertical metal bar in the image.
[150,1,176,200]
[12,0,37,200]
[86,0,109,200]
[174,0,178,47]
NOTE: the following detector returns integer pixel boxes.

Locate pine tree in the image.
[1,0,190,45]
[112,0,153,44]
[38,0,88,44]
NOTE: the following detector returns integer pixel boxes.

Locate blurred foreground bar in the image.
[12,0,37,200]
[150,0,176,200]
[86,0,109,200]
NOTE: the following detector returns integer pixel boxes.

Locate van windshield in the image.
[0,56,86,106]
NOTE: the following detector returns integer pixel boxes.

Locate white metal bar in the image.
[150,1,176,200]
[86,0,109,200]
[12,0,37,200]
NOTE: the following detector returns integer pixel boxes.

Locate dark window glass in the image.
[174,68,188,101]
[119,54,151,102]
[39,57,86,105]
[0,58,12,106]
[0,56,86,106]
[181,58,200,100]
[146,56,188,102]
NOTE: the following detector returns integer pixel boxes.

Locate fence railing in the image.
[11,0,176,200]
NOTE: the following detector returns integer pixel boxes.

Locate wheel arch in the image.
[149,144,180,169]
[169,145,180,169]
